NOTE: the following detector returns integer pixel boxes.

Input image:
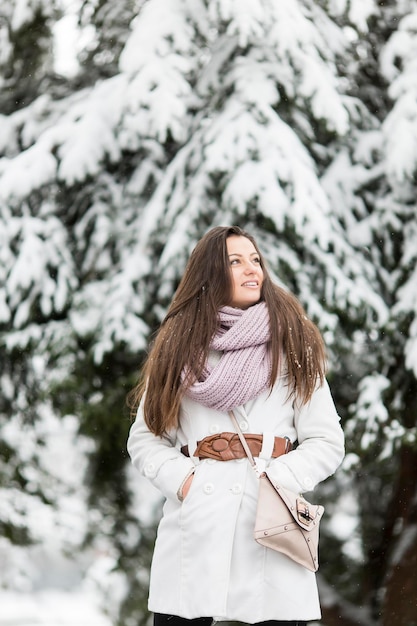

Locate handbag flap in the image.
[265,473,324,531]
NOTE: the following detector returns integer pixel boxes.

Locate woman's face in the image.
[226,235,264,309]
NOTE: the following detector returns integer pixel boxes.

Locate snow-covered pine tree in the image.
[315,1,417,624]
[0,0,154,623]
[331,2,417,624]
[1,0,414,624]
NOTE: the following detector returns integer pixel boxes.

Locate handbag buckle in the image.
[297,498,312,524]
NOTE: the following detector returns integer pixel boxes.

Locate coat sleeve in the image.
[127,401,195,502]
[266,378,345,493]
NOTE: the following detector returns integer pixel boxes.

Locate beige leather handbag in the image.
[229,411,324,572]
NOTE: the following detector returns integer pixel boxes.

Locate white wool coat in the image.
[127,370,345,623]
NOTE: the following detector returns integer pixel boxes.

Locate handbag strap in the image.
[228,410,256,467]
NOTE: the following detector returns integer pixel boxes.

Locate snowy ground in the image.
[0,589,112,626]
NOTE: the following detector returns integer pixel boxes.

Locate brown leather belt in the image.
[181,432,292,461]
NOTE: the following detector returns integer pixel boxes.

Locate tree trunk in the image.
[382,447,417,626]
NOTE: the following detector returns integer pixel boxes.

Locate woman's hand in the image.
[181,473,194,500]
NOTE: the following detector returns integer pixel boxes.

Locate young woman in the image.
[127,226,345,626]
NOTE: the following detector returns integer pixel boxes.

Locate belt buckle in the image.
[211,436,230,453]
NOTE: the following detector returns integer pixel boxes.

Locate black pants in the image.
[154,613,307,626]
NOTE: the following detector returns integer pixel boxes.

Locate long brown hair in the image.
[127,226,326,435]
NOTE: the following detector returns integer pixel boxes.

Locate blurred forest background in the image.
[1,0,417,624]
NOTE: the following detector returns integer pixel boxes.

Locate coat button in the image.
[144,462,156,478]
[239,420,249,431]
[303,476,314,490]
[231,483,242,495]
[209,424,219,434]
[203,482,214,494]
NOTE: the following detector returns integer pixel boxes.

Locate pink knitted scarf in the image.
[184,302,272,411]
